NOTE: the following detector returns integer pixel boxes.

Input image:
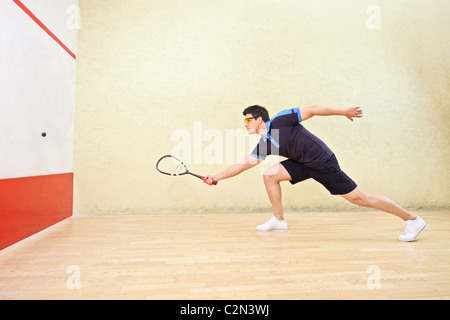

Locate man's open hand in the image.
[345,106,363,121]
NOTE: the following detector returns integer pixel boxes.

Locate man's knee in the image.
[350,195,369,207]
[343,189,371,207]
[263,170,277,183]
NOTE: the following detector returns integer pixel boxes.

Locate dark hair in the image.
[242,105,270,122]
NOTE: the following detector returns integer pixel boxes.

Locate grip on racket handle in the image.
[202,177,218,185]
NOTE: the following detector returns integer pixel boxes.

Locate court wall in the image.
[0,0,78,249]
[73,0,450,214]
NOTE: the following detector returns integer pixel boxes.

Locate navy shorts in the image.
[281,154,357,195]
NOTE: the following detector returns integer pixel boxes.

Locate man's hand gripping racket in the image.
[156,155,218,185]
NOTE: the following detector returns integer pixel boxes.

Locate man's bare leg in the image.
[263,163,292,220]
[341,187,417,221]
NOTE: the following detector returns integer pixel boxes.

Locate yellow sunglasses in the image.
[244,117,257,124]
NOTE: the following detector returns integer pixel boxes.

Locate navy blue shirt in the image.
[250,108,334,167]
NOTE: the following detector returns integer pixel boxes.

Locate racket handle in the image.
[202,177,218,185]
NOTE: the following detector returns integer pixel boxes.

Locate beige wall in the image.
[74,0,450,214]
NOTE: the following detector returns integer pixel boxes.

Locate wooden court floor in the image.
[1,211,449,300]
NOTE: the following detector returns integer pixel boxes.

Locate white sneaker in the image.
[256,217,288,232]
[398,216,428,242]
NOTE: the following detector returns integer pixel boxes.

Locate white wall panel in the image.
[0,0,78,179]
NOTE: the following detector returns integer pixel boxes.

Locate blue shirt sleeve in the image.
[271,108,302,127]
[293,107,302,122]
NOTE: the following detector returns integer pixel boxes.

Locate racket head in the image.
[156,155,218,185]
[156,155,189,176]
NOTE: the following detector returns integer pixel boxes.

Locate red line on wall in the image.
[12,0,76,60]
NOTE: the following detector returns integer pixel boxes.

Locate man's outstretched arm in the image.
[203,155,262,186]
[300,106,363,122]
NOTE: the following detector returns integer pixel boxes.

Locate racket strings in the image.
[173,162,185,175]
[158,157,187,176]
